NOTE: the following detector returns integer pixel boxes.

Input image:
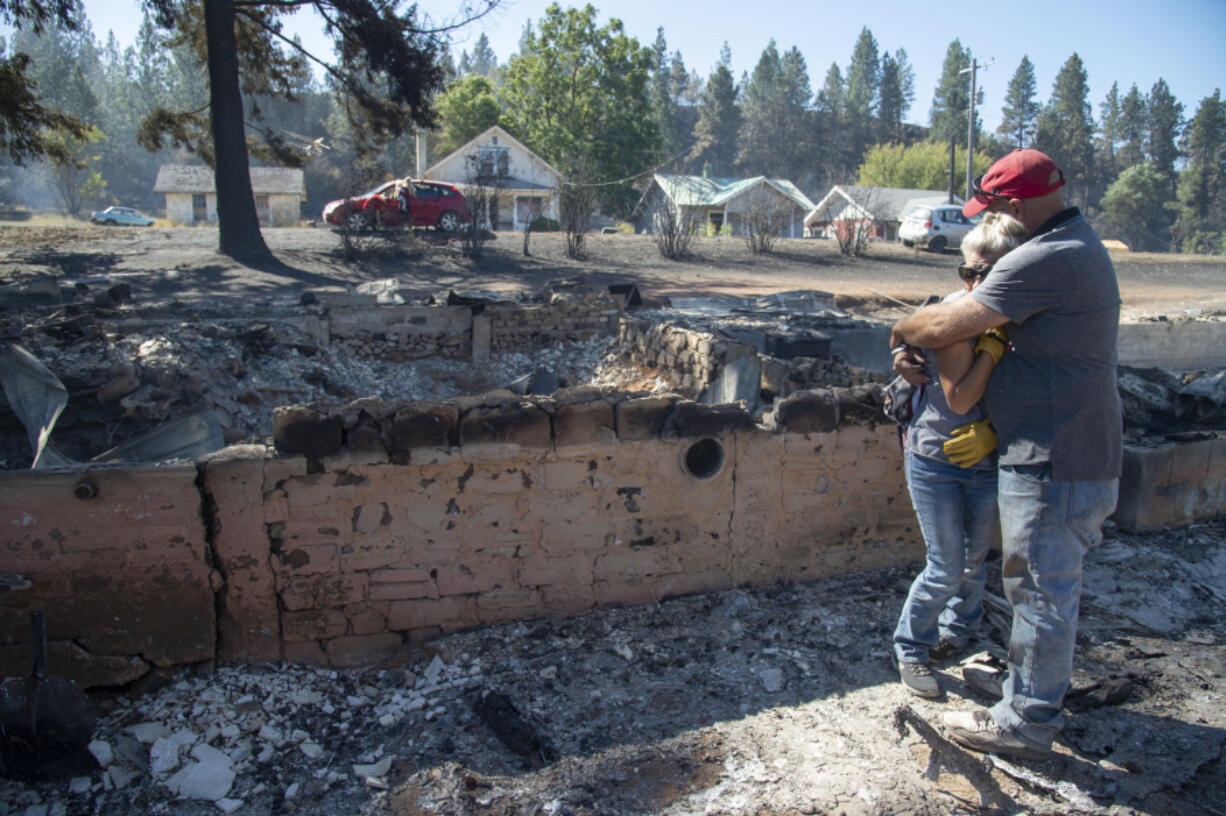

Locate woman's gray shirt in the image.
[906,291,993,470]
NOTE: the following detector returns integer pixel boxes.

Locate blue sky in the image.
[63,0,1226,133]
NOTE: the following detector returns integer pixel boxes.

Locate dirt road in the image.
[3,225,1224,320]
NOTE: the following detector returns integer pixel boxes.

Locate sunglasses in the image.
[970,173,1012,202]
[972,168,1066,201]
[957,262,992,282]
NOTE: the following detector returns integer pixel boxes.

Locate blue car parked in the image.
[91,206,155,227]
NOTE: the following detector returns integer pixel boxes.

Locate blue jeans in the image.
[990,464,1118,749]
[893,452,999,664]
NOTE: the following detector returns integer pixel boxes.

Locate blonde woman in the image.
[890,212,1030,699]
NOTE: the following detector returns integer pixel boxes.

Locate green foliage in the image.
[528,214,559,231]
[45,123,106,214]
[1099,162,1173,251]
[929,40,973,144]
[1146,78,1183,196]
[998,56,1038,148]
[844,27,878,161]
[1034,53,1095,208]
[856,140,993,191]
[1172,90,1226,254]
[736,40,812,183]
[876,49,914,144]
[435,74,501,156]
[499,3,657,216]
[1117,84,1147,170]
[692,43,739,176]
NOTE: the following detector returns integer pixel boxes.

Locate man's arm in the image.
[890,295,1009,350]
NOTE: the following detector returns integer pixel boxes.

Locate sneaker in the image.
[929,638,966,662]
[890,651,941,699]
[943,709,1050,761]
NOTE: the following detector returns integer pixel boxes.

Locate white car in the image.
[899,204,976,252]
[91,206,156,227]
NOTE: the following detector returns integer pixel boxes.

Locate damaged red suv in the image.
[321,178,469,231]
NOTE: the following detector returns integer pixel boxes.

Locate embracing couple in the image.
[887,149,1122,761]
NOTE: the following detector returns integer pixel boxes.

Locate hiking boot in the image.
[890,651,941,699]
[960,652,1007,701]
[943,709,1051,761]
[929,638,966,662]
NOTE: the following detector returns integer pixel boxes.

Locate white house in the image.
[423,126,562,231]
[153,164,305,227]
[804,186,962,240]
[633,173,816,238]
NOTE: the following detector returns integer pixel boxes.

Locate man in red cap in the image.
[889,149,1121,760]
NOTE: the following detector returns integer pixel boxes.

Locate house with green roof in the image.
[633,173,816,238]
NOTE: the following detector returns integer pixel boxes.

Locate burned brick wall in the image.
[1,386,920,686]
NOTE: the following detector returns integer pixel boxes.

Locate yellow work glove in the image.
[943,419,997,468]
[974,327,1010,365]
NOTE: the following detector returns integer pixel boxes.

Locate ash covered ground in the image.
[2,226,1225,814]
[3,519,1224,816]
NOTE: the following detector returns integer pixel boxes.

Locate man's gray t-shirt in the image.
[969,212,1122,482]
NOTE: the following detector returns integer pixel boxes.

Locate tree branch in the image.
[233,6,346,84]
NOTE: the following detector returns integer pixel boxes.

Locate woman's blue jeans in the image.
[893,451,999,664]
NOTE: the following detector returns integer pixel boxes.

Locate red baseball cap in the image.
[962,149,1066,217]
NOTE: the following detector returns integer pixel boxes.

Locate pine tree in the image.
[844,27,878,162]
[778,45,813,185]
[1172,90,1226,253]
[736,40,782,176]
[877,52,902,143]
[877,48,915,145]
[929,40,971,145]
[1033,53,1095,209]
[1097,81,1121,178]
[998,55,1038,148]
[647,28,680,162]
[691,43,739,176]
[1147,78,1184,198]
[469,33,497,77]
[815,61,849,184]
[1117,83,1147,170]
[894,49,915,121]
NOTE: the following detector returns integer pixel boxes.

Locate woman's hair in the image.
[961,212,1030,259]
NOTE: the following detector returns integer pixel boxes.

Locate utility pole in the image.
[959,56,994,202]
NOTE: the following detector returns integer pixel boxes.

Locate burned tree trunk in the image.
[204,0,271,263]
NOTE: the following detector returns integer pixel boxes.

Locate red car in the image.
[321,178,469,231]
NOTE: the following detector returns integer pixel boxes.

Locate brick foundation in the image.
[1,387,922,686]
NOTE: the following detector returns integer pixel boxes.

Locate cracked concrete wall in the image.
[1,388,920,685]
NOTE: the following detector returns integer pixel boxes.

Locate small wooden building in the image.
[154,164,306,227]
